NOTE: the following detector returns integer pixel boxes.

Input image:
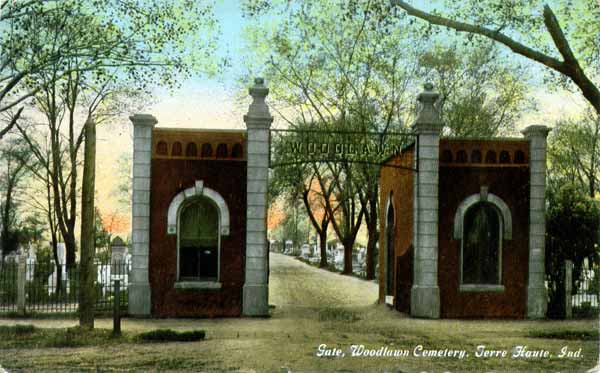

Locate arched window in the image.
[499,150,511,163]
[456,150,467,163]
[171,142,182,156]
[201,143,213,158]
[179,198,219,281]
[231,143,243,158]
[453,187,512,292]
[485,150,497,164]
[470,150,482,163]
[385,196,395,298]
[166,180,230,288]
[186,142,198,157]
[156,141,168,155]
[216,143,228,158]
[514,150,525,164]
[462,202,500,285]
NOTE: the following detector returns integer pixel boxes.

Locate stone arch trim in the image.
[453,186,512,240]
[167,180,230,236]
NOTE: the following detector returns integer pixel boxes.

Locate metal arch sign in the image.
[269,129,417,170]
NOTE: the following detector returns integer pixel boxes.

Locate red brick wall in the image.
[379,147,414,312]
[438,139,530,318]
[149,156,246,317]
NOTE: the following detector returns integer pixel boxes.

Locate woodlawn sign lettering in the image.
[269,129,416,169]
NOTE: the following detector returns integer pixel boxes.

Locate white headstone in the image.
[57,243,66,265]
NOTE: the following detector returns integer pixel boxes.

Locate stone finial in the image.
[129,113,158,127]
[246,77,273,121]
[111,236,125,247]
[412,83,443,133]
[522,125,551,138]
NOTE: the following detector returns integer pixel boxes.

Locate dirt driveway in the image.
[0,253,598,372]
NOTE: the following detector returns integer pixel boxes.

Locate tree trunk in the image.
[319,224,328,268]
[64,232,76,266]
[342,238,354,275]
[392,1,600,117]
[79,119,96,329]
[51,232,61,296]
[365,190,378,280]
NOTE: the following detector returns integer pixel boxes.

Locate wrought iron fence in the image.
[0,259,129,314]
[572,263,599,316]
[0,262,17,313]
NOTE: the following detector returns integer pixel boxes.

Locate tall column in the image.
[410,83,442,319]
[243,78,273,316]
[523,125,551,319]
[128,113,157,316]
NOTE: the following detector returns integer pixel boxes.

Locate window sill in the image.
[174,281,222,290]
[459,284,505,293]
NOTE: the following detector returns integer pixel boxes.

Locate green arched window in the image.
[461,202,501,285]
[179,197,219,281]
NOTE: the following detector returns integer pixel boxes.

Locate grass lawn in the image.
[0,255,597,372]
[0,305,597,372]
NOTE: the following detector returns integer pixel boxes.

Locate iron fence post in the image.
[17,254,26,315]
[113,279,121,336]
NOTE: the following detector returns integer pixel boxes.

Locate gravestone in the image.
[300,244,311,258]
[47,243,69,295]
[110,236,130,288]
[110,237,128,266]
[25,245,36,282]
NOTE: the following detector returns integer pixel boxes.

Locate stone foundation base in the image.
[410,285,440,319]
[128,282,151,316]
[243,284,269,316]
[527,286,547,319]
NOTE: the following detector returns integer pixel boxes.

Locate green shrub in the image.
[14,324,35,335]
[138,329,206,342]
[0,324,36,335]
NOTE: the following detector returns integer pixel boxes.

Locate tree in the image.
[6,0,220,329]
[1,0,218,140]
[94,208,112,263]
[0,137,31,258]
[418,41,530,137]
[246,1,531,277]
[547,110,600,198]
[79,118,95,329]
[14,0,219,268]
[390,0,600,117]
[545,183,600,318]
[245,0,420,275]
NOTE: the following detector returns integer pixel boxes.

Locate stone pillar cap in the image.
[245,77,273,125]
[412,83,443,133]
[522,125,551,137]
[129,113,158,126]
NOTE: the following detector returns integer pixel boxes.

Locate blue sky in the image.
[95,0,588,234]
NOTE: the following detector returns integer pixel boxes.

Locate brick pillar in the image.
[128,113,157,316]
[523,125,551,319]
[410,83,442,319]
[243,78,273,316]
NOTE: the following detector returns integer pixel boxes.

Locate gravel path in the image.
[269,253,378,310]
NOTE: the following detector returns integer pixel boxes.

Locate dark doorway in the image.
[385,200,395,296]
